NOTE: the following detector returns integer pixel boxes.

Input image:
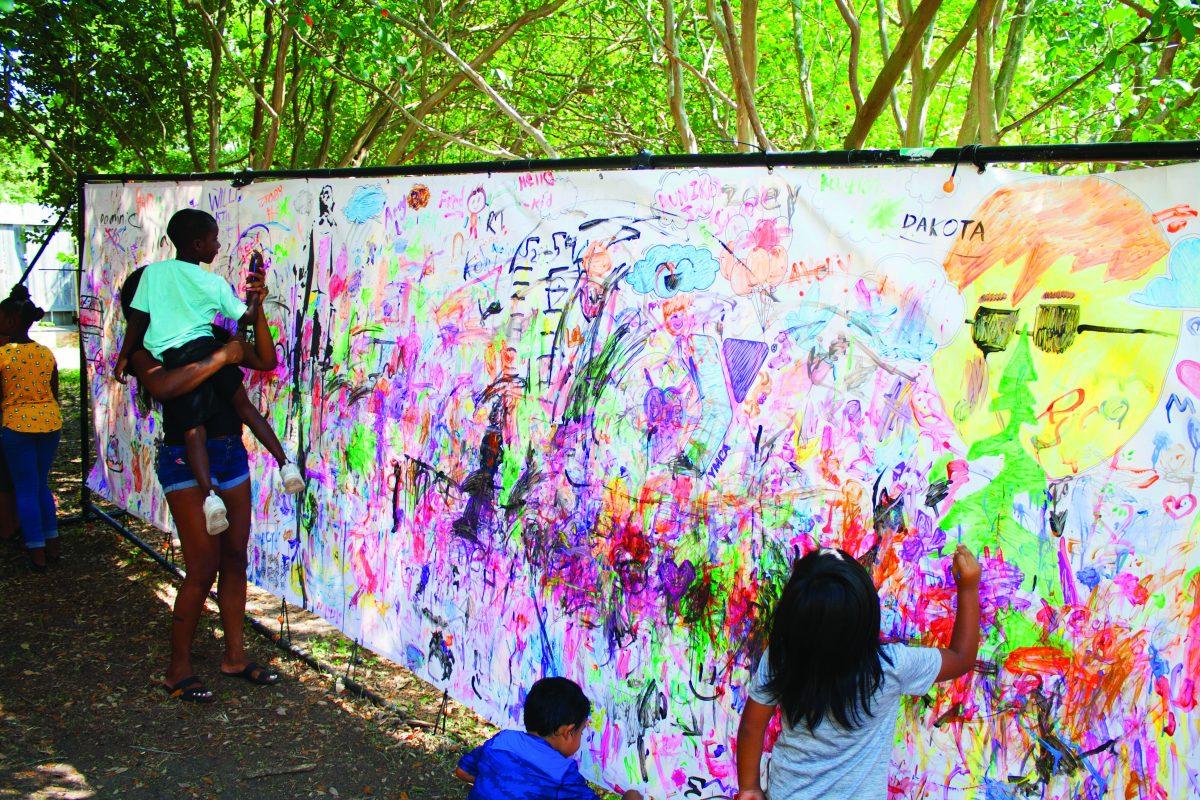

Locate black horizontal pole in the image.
[80,140,1200,186]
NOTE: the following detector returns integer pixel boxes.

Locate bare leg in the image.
[230,386,288,467]
[164,487,221,687]
[215,479,251,673]
[215,479,275,682]
[182,425,215,495]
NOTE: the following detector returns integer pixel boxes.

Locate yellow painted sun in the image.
[932,178,1181,478]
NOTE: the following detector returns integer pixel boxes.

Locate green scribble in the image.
[995,609,1069,655]
[940,334,1056,599]
[346,424,377,476]
[867,195,905,231]
[332,310,353,364]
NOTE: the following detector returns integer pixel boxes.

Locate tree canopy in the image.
[1,0,1197,207]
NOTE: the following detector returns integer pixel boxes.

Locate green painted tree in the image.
[940,333,1057,601]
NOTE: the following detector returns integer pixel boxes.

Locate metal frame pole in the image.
[76,176,91,522]
[77,139,1200,187]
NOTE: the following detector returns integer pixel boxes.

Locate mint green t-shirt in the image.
[131,259,248,359]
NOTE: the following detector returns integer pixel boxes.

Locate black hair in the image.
[764,548,891,731]
[166,208,217,252]
[523,677,591,736]
[0,283,45,327]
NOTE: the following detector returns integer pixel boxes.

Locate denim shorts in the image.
[156,434,250,495]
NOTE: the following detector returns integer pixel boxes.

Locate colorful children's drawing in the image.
[83,164,1200,799]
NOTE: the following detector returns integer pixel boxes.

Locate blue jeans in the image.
[0,428,61,549]
[155,434,250,495]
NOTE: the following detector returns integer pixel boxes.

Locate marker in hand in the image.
[245,250,267,299]
[249,249,264,275]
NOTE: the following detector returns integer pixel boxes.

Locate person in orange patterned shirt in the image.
[0,285,62,571]
[0,324,19,545]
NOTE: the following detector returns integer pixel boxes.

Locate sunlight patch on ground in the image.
[3,761,97,799]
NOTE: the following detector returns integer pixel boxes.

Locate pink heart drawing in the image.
[1178,360,1200,399]
[1163,494,1197,520]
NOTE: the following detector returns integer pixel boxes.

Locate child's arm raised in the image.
[236,254,265,338]
[734,698,773,800]
[237,274,277,372]
[935,545,982,682]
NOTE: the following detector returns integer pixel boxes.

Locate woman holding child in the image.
[118,212,287,702]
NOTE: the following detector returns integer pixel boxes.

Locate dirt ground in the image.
[0,371,514,800]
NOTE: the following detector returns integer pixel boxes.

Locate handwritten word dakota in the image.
[901,214,985,241]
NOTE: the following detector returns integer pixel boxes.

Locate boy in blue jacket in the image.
[456,677,643,800]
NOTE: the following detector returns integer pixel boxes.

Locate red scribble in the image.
[1004,645,1071,675]
[1152,204,1197,233]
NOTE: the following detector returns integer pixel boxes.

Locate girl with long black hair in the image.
[735,545,981,799]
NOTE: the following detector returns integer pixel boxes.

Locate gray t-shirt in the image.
[748,644,941,799]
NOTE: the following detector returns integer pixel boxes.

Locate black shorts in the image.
[160,337,244,433]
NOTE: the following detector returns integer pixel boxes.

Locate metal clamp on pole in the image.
[230,170,256,189]
[632,149,655,170]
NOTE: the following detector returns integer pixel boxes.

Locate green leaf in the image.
[1176,14,1196,39]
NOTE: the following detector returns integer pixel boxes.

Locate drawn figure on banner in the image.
[318,184,336,227]
[466,187,486,239]
[931,177,1179,605]
[709,178,793,332]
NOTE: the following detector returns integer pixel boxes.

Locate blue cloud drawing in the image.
[626,244,719,298]
[344,185,387,225]
[1132,236,1200,309]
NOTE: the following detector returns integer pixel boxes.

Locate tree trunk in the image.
[249,3,272,168]
[738,0,760,150]
[338,79,403,167]
[395,15,559,157]
[832,0,864,111]
[661,0,699,152]
[315,77,339,169]
[788,0,818,148]
[972,0,998,144]
[204,1,226,170]
[708,0,770,151]
[258,19,295,168]
[844,0,945,148]
[881,0,908,142]
[165,0,202,170]
[921,0,979,143]
[993,0,1034,124]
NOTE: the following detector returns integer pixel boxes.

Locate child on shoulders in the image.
[456,676,643,800]
[117,209,303,534]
